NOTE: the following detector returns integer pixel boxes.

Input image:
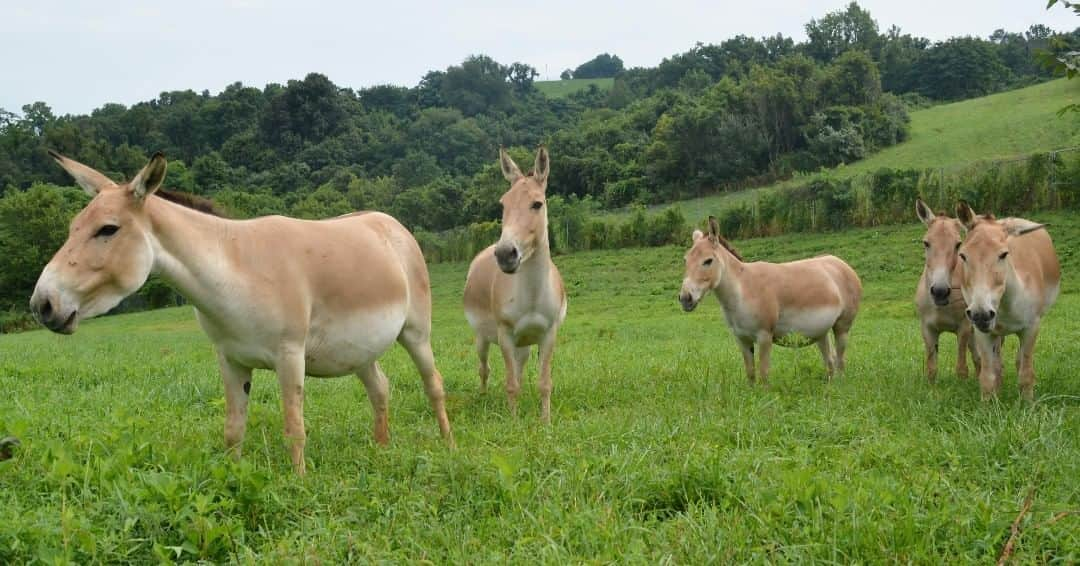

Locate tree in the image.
[820,50,882,106]
[912,37,1010,100]
[440,55,512,116]
[508,63,539,94]
[573,53,625,78]
[805,2,882,63]
[560,69,573,80]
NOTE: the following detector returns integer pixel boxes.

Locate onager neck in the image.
[145,198,239,318]
[713,247,746,306]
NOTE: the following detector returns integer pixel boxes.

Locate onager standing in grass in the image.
[956,202,1060,401]
[464,147,567,422]
[31,151,453,474]
[679,217,862,385]
[915,198,977,383]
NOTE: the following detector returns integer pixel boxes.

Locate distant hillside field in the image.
[536,77,614,98]
[651,79,1080,219]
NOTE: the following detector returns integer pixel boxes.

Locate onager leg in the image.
[218,352,252,458]
[816,335,836,380]
[956,325,972,380]
[1017,322,1041,402]
[476,337,491,393]
[833,326,851,374]
[737,337,756,383]
[921,324,940,384]
[498,328,530,417]
[399,330,454,446]
[756,332,774,387]
[973,331,999,401]
[538,329,558,424]
[356,362,390,445]
[276,347,307,475]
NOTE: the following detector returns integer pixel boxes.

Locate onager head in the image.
[30,151,168,334]
[494,146,550,274]
[956,201,1046,333]
[915,198,965,307]
[679,216,742,312]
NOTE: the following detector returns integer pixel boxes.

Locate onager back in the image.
[679,217,862,385]
[463,147,567,422]
[956,202,1060,401]
[31,151,453,474]
[914,198,977,383]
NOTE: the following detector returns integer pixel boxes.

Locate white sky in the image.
[2,0,1076,116]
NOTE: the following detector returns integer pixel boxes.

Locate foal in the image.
[464,147,567,422]
[915,198,976,383]
[679,217,862,384]
[32,151,453,474]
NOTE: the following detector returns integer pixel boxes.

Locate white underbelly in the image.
[774,306,841,343]
[510,313,555,347]
[303,305,407,377]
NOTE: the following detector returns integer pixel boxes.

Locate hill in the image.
[649,79,1080,219]
[2,213,1079,561]
[534,77,614,98]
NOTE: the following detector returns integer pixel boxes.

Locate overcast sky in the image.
[2,0,1076,116]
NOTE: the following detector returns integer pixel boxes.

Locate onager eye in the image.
[94,225,120,238]
[703,258,714,267]
[922,241,930,249]
[531,201,543,211]
[954,242,961,251]
[998,251,1009,261]
[959,253,967,262]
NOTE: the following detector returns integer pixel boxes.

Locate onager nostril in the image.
[41,299,53,319]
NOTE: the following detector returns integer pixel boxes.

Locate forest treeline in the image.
[1,2,1078,323]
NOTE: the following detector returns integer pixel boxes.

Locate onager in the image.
[956,202,1060,401]
[915,198,977,383]
[31,151,453,474]
[679,217,862,385]
[463,147,567,422]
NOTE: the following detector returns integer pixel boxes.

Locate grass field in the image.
[636,79,1080,220]
[535,78,614,99]
[2,212,1079,562]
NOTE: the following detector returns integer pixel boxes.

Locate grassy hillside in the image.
[536,77,614,98]
[647,79,1080,219]
[2,214,1079,562]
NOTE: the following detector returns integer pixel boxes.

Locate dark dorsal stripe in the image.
[154,189,226,217]
[717,235,744,262]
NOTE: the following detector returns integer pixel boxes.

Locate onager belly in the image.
[303,304,408,377]
[774,306,841,346]
[509,313,555,347]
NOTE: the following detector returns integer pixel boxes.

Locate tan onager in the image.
[679,217,862,384]
[463,147,567,422]
[956,202,1060,401]
[915,198,977,383]
[31,151,453,474]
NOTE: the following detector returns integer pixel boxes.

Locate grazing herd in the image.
[28,147,1060,473]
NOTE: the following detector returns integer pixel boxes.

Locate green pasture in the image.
[1,214,1079,562]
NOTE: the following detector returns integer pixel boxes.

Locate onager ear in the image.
[499,147,523,183]
[915,198,934,226]
[48,150,118,196]
[707,216,720,243]
[533,145,550,186]
[956,201,978,230]
[1004,218,1047,237]
[692,229,704,242]
[130,152,167,201]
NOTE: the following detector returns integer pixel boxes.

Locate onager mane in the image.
[155,189,226,217]
[716,234,744,262]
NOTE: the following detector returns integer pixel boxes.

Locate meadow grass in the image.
[2,213,1079,562]
[535,78,614,99]
[623,78,1080,221]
